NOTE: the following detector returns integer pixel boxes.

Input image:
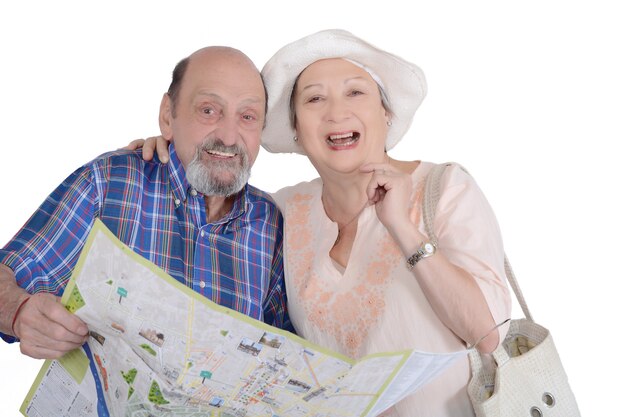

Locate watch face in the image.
[424,243,435,254]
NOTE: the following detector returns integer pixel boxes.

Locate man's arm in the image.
[0,263,30,336]
[0,263,88,359]
[0,162,104,358]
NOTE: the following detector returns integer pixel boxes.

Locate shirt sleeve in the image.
[0,164,100,343]
[433,164,512,342]
[261,212,295,333]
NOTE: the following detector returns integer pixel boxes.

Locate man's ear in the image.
[159,93,174,140]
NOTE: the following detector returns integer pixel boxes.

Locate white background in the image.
[1,1,624,415]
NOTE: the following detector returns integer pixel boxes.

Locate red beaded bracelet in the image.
[11,296,31,337]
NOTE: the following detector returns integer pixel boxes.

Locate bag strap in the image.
[422,162,534,322]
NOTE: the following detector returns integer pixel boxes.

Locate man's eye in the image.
[202,108,215,115]
[242,114,255,121]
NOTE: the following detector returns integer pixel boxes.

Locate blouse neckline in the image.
[315,161,426,276]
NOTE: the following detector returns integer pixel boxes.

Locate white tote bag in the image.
[422,163,581,417]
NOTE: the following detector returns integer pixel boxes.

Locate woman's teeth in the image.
[327,132,360,146]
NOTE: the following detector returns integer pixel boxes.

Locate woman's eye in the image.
[348,90,364,96]
[307,96,322,103]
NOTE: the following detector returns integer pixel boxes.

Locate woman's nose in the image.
[324,98,351,123]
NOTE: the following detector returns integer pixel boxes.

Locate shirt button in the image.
[200,230,205,237]
[199,281,206,288]
[190,189,198,196]
[174,198,181,205]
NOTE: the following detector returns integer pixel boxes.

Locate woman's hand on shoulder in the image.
[121,136,171,163]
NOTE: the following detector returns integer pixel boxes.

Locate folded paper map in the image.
[20,220,466,417]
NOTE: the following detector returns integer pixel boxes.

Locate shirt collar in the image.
[167,144,190,208]
[228,185,248,221]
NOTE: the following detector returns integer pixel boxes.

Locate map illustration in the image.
[20,220,466,417]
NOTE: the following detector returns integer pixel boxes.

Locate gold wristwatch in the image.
[406,241,437,269]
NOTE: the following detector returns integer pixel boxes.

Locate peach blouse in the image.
[271,162,511,416]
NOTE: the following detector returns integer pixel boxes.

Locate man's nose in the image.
[214,115,239,146]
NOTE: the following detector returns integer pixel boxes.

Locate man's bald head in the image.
[166,46,267,119]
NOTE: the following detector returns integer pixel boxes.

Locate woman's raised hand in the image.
[360,162,414,235]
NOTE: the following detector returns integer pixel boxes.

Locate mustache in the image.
[199,138,244,155]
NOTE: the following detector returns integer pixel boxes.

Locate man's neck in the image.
[204,195,235,222]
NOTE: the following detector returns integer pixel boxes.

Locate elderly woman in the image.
[132,29,511,416]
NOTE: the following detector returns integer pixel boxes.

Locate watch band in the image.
[406,242,437,269]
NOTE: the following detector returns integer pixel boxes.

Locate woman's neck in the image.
[320,153,391,221]
[321,172,370,225]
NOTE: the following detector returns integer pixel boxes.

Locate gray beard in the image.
[185,139,251,197]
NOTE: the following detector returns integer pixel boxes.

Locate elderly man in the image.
[0,46,292,360]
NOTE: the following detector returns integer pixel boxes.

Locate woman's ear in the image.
[385,110,393,127]
[158,93,174,140]
[294,123,302,146]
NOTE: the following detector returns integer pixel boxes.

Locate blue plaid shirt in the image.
[1,145,292,342]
